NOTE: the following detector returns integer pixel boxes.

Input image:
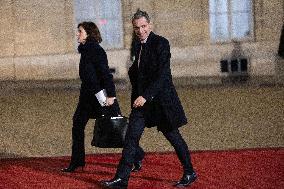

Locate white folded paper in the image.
[95,89,107,106]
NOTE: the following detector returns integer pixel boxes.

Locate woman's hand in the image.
[106,97,116,106]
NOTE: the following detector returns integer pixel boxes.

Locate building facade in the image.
[0,0,283,84]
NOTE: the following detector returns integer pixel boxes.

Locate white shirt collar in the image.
[141,37,148,44]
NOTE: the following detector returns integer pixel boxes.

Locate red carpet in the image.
[0,148,283,189]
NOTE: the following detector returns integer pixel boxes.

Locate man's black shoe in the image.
[131,160,142,172]
[101,177,128,189]
[174,172,197,187]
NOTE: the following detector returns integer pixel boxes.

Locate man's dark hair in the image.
[77,21,102,43]
[132,9,150,23]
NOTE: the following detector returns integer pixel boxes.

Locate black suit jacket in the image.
[77,40,119,118]
[128,32,187,132]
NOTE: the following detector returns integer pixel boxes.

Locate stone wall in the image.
[0,0,283,84]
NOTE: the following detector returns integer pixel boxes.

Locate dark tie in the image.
[137,43,144,68]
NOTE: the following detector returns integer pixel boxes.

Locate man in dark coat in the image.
[101,10,197,188]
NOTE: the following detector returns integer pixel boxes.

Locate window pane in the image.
[100,19,123,48]
[210,14,229,41]
[98,0,116,18]
[232,12,251,39]
[98,1,123,49]
[74,0,96,23]
[73,0,123,49]
[209,0,228,13]
[231,0,251,12]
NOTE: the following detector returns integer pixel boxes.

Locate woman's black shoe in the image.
[61,163,85,172]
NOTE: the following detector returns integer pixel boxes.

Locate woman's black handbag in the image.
[91,115,128,148]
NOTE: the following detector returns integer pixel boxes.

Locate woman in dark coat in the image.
[62,22,120,172]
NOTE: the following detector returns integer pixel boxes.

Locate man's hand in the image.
[106,97,115,106]
[133,96,146,108]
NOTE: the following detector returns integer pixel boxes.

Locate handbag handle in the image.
[101,100,121,117]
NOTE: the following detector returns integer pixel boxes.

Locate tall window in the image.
[209,0,253,42]
[73,0,124,49]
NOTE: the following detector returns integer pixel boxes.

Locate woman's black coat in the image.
[77,40,119,118]
[128,32,187,132]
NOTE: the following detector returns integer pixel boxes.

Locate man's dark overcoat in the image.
[128,32,187,132]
